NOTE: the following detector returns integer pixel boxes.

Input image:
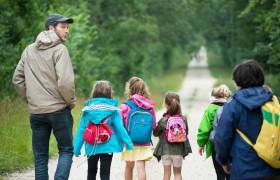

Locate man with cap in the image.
[12,14,76,180]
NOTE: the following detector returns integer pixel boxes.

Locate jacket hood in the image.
[35,30,62,50]
[82,98,119,124]
[130,94,154,109]
[233,86,272,110]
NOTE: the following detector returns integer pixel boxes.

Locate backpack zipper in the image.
[127,111,151,132]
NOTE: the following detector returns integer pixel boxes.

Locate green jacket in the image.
[153,115,192,161]
[197,103,221,158]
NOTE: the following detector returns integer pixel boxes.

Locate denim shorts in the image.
[161,155,183,167]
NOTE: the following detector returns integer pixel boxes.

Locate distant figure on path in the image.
[12,14,76,180]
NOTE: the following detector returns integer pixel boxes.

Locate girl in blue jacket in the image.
[74,80,134,180]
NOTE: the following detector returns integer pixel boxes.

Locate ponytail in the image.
[165,92,182,115]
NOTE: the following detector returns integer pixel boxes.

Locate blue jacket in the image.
[214,86,280,179]
[73,98,134,156]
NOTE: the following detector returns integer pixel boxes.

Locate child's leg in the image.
[99,153,113,180]
[163,165,172,180]
[162,155,172,180]
[172,155,183,180]
[125,161,135,180]
[173,167,182,180]
[136,160,146,180]
[87,154,100,180]
[212,149,229,180]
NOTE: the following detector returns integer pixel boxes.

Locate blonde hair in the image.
[211,84,231,99]
[125,76,150,98]
[91,80,113,98]
[165,92,182,115]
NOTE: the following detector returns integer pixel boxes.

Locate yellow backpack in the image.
[236,95,280,168]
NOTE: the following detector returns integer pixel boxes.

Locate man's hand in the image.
[198,146,204,156]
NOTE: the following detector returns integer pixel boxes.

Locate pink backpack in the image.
[164,116,187,143]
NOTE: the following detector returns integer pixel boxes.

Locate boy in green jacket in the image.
[197,85,231,180]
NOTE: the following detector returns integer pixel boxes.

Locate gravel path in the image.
[4,48,217,180]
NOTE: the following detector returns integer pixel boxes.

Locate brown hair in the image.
[125,76,150,98]
[165,92,182,115]
[233,60,265,88]
[211,84,231,99]
[91,80,113,98]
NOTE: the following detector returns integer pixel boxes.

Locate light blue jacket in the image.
[73,98,134,156]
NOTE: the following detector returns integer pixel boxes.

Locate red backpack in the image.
[83,117,112,144]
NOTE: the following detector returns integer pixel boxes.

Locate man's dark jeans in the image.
[30,107,74,180]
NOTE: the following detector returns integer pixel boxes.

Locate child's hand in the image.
[198,147,204,156]
[222,164,231,174]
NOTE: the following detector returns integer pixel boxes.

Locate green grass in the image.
[148,68,186,110]
[0,99,33,173]
[0,99,84,173]
[207,51,236,91]
[0,67,186,174]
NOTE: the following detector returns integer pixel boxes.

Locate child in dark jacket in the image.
[153,92,192,180]
[214,60,280,179]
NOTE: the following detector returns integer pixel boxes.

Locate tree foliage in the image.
[0,0,279,98]
[0,0,192,98]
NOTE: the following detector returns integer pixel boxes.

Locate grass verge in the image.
[148,68,186,110]
[0,99,84,174]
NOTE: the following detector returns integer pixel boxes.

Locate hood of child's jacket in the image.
[35,30,62,50]
[82,98,119,124]
[130,94,154,109]
[233,86,272,110]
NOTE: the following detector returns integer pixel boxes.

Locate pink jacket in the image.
[120,94,156,146]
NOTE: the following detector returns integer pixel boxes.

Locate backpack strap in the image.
[272,95,279,105]
[123,99,136,129]
[123,99,138,110]
[213,107,223,129]
[101,114,112,124]
[209,106,224,142]
[236,129,254,147]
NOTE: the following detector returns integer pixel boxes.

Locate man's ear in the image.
[48,25,55,30]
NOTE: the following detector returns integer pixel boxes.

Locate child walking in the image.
[120,76,156,180]
[197,84,231,180]
[73,80,134,180]
[153,92,192,180]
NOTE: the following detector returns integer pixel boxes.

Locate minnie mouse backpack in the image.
[164,116,187,143]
